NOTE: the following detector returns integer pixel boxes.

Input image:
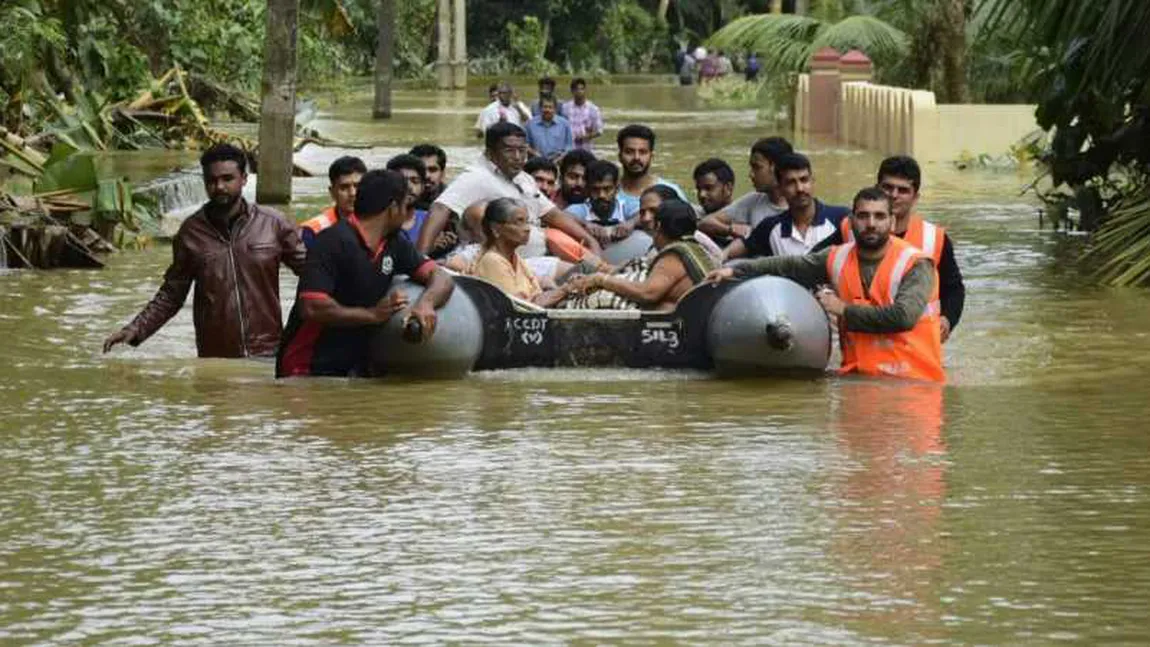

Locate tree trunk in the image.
[374,0,395,119]
[657,0,670,22]
[255,0,300,204]
[938,0,968,103]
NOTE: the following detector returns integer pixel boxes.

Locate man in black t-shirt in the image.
[276,170,454,377]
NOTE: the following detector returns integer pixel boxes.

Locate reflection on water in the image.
[3,80,1150,645]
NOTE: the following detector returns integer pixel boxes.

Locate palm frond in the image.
[809,15,909,65]
[707,14,827,74]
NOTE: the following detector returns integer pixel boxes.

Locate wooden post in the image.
[435,0,452,90]
[373,0,396,119]
[255,0,300,204]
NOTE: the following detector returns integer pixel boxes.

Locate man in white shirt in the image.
[475,81,531,137]
[417,122,601,260]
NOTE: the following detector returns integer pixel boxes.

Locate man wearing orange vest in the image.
[813,156,964,342]
[708,187,945,383]
[300,156,367,249]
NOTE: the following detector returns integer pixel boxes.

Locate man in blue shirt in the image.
[723,152,849,260]
[615,124,688,217]
[565,159,629,246]
[524,96,574,161]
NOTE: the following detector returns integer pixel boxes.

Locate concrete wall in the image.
[796,73,1039,162]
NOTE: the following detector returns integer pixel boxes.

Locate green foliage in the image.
[980,0,1150,284]
[600,0,670,73]
[707,13,909,78]
[507,17,558,75]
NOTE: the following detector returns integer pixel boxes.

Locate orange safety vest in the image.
[827,236,945,383]
[839,213,945,265]
[300,206,340,236]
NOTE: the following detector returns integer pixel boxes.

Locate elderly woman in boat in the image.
[470,197,575,307]
[565,198,718,311]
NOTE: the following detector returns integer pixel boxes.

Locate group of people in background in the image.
[104,87,964,384]
[474,77,603,160]
[675,47,760,85]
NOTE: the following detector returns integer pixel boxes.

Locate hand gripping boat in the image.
[369,274,832,378]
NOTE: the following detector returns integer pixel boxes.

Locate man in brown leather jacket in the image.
[103,144,307,358]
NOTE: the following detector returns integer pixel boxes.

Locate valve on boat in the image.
[705,276,831,376]
[764,317,795,351]
[402,317,423,344]
[369,279,484,378]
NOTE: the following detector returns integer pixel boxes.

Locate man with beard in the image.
[692,158,735,215]
[812,155,965,343]
[615,124,687,218]
[565,160,629,246]
[700,137,791,240]
[723,152,848,260]
[417,122,600,262]
[554,149,596,210]
[707,186,944,383]
[386,154,429,245]
[409,144,447,209]
[103,144,306,358]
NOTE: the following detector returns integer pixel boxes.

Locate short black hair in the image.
[877,155,922,192]
[773,152,811,182]
[559,149,596,175]
[616,124,656,150]
[655,199,698,239]
[693,158,735,185]
[487,83,498,93]
[354,169,408,217]
[642,184,680,202]
[570,77,587,91]
[585,159,620,185]
[485,122,527,151]
[539,95,558,108]
[385,153,427,181]
[327,155,367,184]
[525,156,558,177]
[750,137,793,164]
[200,143,247,175]
[852,186,892,212]
[538,76,556,89]
[409,144,446,171]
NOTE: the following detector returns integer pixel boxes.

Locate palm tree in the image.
[706,11,909,79]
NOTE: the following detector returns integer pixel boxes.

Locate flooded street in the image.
[3,80,1150,644]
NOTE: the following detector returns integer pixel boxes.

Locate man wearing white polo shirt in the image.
[416,122,601,261]
[723,152,849,260]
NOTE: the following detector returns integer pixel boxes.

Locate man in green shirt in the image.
[707,187,936,334]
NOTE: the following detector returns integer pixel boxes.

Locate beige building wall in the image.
[795,74,1039,162]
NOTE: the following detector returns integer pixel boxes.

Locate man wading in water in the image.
[103,144,306,358]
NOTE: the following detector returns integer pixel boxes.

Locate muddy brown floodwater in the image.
[3,79,1150,645]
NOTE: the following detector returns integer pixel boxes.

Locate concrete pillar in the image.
[836,50,872,141]
[435,0,452,90]
[255,0,300,204]
[807,47,840,135]
[451,0,467,89]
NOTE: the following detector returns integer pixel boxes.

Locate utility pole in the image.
[256,0,300,203]
[374,0,396,119]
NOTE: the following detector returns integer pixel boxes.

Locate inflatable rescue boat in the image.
[370,274,832,378]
